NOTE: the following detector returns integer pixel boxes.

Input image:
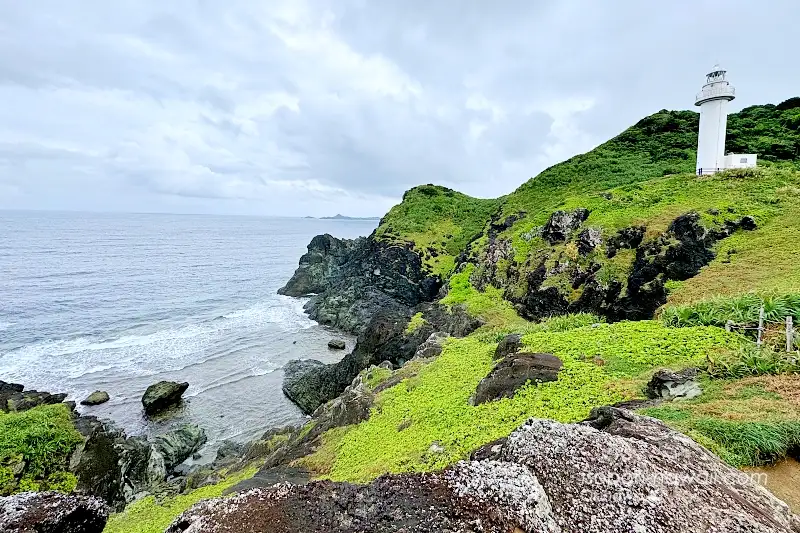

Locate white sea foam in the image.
[0,322,13,331]
[0,296,315,388]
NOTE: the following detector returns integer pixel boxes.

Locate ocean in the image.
[0,210,377,457]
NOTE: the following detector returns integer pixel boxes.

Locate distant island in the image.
[314,214,381,220]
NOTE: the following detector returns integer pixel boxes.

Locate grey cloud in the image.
[0,0,797,216]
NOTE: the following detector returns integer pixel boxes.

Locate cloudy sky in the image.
[0,1,796,217]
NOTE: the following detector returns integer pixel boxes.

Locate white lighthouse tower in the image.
[695,65,736,175]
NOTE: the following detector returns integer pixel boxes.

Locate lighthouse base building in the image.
[694,66,757,175]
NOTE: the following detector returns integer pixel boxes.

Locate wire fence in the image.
[724,308,796,351]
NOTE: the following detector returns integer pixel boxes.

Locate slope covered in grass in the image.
[300,318,741,483]
[374,185,498,276]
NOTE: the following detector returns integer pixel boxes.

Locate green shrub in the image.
[662,293,800,328]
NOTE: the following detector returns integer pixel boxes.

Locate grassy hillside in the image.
[374,185,498,277]
[293,98,800,485]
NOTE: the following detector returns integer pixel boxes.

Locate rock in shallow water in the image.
[80,391,110,406]
[327,339,346,350]
[141,380,189,415]
[0,491,109,533]
[168,408,800,533]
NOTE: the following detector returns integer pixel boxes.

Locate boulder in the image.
[168,408,799,533]
[645,368,702,400]
[327,339,346,350]
[141,381,189,415]
[413,331,450,359]
[0,491,109,533]
[493,333,521,360]
[70,416,206,510]
[282,360,326,414]
[80,391,109,406]
[310,373,375,434]
[472,353,563,405]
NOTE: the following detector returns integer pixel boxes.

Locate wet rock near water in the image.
[645,368,702,400]
[0,380,68,413]
[327,339,346,350]
[279,234,442,334]
[282,304,481,414]
[168,408,799,533]
[0,491,109,533]
[80,391,110,406]
[141,380,189,415]
[472,353,563,405]
[70,417,206,511]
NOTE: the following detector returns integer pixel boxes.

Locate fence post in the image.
[725,320,733,332]
[757,306,765,347]
[788,316,794,352]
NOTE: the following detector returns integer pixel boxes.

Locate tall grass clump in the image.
[661,293,800,328]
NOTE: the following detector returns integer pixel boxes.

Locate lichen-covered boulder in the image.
[413,331,450,359]
[0,380,68,413]
[472,353,563,405]
[141,381,188,415]
[0,491,109,533]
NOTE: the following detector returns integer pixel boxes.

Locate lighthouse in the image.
[694,65,736,175]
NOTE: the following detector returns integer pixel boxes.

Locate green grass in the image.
[0,404,83,495]
[103,466,257,533]
[301,320,740,482]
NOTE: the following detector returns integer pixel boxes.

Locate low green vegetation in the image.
[104,466,257,533]
[404,312,426,334]
[440,265,525,328]
[0,404,82,495]
[662,293,800,329]
[301,319,741,482]
[374,185,498,277]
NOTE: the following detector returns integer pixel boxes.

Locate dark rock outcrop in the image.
[279,235,442,334]
[70,417,206,510]
[541,208,590,244]
[282,360,326,415]
[0,491,109,533]
[282,304,481,414]
[80,391,109,406]
[503,210,758,322]
[327,339,346,350]
[472,353,563,405]
[645,368,702,400]
[493,334,521,360]
[141,381,189,415]
[168,409,799,533]
[0,380,68,413]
